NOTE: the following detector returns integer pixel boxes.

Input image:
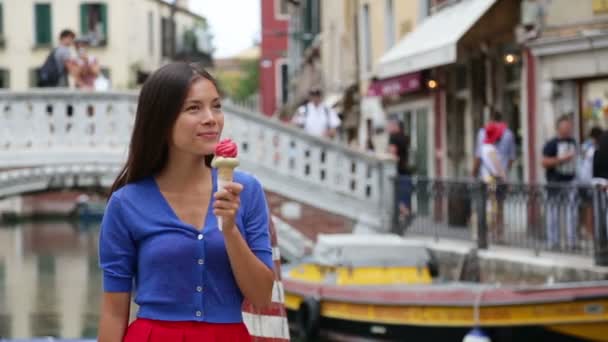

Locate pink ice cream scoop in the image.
[211,139,240,231]
[214,138,238,158]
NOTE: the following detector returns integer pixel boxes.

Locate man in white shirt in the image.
[292,88,341,138]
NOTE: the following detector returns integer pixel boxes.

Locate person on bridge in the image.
[292,87,341,139]
[97,62,274,341]
[37,29,77,87]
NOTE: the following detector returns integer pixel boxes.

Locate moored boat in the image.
[283,234,608,341]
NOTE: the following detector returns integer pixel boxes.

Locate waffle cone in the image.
[217,167,234,181]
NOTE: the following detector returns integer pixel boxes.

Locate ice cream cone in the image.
[211,149,239,231]
[217,167,234,181]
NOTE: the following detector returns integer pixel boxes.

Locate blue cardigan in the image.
[98,169,273,323]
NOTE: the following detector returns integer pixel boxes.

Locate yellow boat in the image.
[282,234,608,341]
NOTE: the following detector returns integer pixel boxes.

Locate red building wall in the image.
[260,0,288,116]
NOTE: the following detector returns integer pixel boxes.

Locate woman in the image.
[98,62,274,341]
[479,122,507,242]
[73,38,100,90]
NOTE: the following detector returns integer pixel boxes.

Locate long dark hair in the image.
[110,62,218,194]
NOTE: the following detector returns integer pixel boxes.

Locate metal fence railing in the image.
[392,177,608,266]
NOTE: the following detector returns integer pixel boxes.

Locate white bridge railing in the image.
[0,90,396,231]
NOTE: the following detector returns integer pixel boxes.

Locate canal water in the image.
[0,221,106,338]
[1,221,590,341]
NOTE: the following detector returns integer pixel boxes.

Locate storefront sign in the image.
[367,72,422,97]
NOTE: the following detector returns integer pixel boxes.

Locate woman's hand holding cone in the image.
[213,181,243,231]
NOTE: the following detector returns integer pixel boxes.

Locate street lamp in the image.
[504,53,518,64]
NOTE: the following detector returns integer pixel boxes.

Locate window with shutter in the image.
[80,3,108,46]
[35,3,52,46]
[161,17,174,58]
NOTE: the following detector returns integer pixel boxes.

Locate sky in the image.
[189,0,261,58]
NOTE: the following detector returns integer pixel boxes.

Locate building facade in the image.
[284,0,420,148]
[527,0,608,182]
[356,0,422,156]
[260,0,289,116]
[0,0,209,90]
[319,0,358,142]
[284,0,321,115]
[376,0,522,179]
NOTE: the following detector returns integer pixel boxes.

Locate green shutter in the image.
[100,4,108,43]
[303,1,312,48]
[80,4,89,35]
[0,3,4,36]
[35,4,52,45]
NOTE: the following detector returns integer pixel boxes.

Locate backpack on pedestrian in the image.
[37,49,61,87]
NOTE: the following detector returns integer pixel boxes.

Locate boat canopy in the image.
[312,234,432,267]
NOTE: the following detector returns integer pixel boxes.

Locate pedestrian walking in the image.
[542,115,578,250]
[473,110,515,242]
[387,118,412,226]
[97,62,274,341]
[473,110,516,179]
[292,88,341,139]
[478,122,508,242]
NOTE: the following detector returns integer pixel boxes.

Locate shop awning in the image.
[376,0,497,79]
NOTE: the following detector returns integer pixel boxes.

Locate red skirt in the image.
[123,318,252,342]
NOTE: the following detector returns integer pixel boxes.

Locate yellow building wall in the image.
[321,0,358,93]
[394,0,418,40]
[545,0,608,26]
[358,0,420,89]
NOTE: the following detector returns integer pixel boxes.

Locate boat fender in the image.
[296,297,321,341]
[463,327,491,342]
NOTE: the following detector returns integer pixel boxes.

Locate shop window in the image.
[454,64,467,91]
[80,3,108,46]
[582,79,608,136]
[505,62,521,84]
[35,3,52,46]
